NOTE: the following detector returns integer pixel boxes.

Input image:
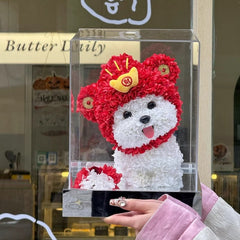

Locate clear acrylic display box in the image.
[64,29,200,217]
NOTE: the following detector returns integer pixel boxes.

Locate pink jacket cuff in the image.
[136,194,205,240]
[201,183,219,221]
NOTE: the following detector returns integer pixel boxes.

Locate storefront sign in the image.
[0,33,73,64]
[0,33,140,64]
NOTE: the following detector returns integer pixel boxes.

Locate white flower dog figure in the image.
[75,53,184,191]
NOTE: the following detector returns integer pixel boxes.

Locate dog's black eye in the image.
[123,111,132,119]
[147,101,156,109]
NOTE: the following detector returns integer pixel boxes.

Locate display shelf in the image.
[43,224,135,239]
[43,237,135,240]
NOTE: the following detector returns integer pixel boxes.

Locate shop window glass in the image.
[212,0,240,213]
[0,0,191,32]
[0,0,193,239]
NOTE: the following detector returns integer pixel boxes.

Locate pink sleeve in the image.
[136,195,205,240]
[136,184,220,240]
[200,183,219,221]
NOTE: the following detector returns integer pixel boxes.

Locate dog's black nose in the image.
[140,115,150,124]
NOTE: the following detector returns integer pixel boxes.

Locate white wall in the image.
[193,0,213,187]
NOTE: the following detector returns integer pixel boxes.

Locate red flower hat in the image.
[77,53,182,155]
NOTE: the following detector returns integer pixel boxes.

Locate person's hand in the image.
[103,197,163,233]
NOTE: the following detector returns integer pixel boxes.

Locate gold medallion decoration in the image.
[82,97,94,109]
[159,64,170,76]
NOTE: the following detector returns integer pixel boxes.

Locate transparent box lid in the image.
[69,29,200,193]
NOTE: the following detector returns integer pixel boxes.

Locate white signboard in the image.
[0,33,140,64]
[0,33,74,64]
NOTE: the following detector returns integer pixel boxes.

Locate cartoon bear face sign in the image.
[81,0,152,25]
[75,53,184,191]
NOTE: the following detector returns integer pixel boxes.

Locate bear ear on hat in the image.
[77,83,97,122]
[143,54,180,84]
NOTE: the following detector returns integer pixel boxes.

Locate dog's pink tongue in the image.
[142,126,154,138]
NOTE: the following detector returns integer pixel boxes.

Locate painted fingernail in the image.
[109,197,127,207]
[109,199,115,206]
